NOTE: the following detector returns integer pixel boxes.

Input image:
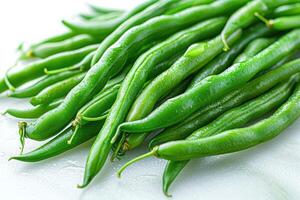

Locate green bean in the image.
[63,0,159,36]
[88,12,124,21]
[151,80,300,161]
[23,0,246,142]
[10,122,103,162]
[119,29,300,133]
[256,13,300,30]
[4,101,61,119]
[9,70,81,98]
[122,31,242,143]
[188,24,272,89]
[80,3,247,185]
[118,75,298,190]
[273,3,300,17]
[30,73,86,106]
[29,31,77,50]
[28,34,100,59]
[91,0,181,65]
[44,51,95,75]
[234,37,276,63]
[0,44,98,93]
[150,58,300,148]
[75,85,120,127]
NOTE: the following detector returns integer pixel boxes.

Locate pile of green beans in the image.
[3,0,300,196]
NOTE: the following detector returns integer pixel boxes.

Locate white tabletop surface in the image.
[0,1,300,200]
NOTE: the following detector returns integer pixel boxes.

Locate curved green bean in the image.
[273,3,300,16]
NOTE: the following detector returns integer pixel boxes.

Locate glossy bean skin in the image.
[0,44,98,93]
[188,24,272,89]
[120,29,300,133]
[5,101,61,119]
[76,85,120,126]
[10,122,103,162]
[24,0,246,146]
[30,73,86,106]
[273,3,300,16]
[269,15,300,30]
[162,77,298,195]
[149,58,300,148]
[155,81,300,161]
[234,37,276,63]
[63,0,159,37]
[91,0,181,65]
[125,31,241,136]
[29,34,100,59]
[9,71,81,98]
[81,3,248,185]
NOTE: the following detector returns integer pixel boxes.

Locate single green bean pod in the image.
[30,73,86,106]
[165,0,213,14]
[28,34,100,59]
[4,101,61,119]
[88,4,123,14]
[10,122,103,162]
[150,58,300,148]
[273,3,300,17]
[9,70,82,98]
[256,13,300,30]
[119,29,300,134]
[0,44,98,93]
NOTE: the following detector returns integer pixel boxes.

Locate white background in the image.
[0,1,300,200]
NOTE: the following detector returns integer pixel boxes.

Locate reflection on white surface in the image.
[0,1,300,200]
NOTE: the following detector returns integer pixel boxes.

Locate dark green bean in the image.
[28,34,100,59]
[188,24,272,89]
[273,3,300,17]
[9,70,82,98]
[165,0,213,14]
[4,101,61,119]
[150,58,300,148]
[256,13,300,30]
[119,29,300,133]
[10,122,103,162]
[0,44,98,93]
[30,73,86,106]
